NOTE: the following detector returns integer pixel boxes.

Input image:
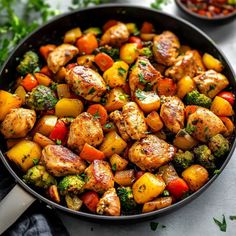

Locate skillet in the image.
[0,4,235,234]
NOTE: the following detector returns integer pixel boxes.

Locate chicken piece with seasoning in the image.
[129,56,162,96]
[187,107,227,142]
[160,96,185,134]
[65,65,106,102]
[67,112,104,152]
[47,44,79,73]
[100,22,129,47]
[84,160,114,193]
[41,145,87,177]
[129,134,176,171]
[152,31,180,66]
[0,108,36,139]
[97,188,121,216]
[165,50,205,81]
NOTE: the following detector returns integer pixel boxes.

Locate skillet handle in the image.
[0,184,36,234]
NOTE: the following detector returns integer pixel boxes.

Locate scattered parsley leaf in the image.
[150,222,159,231]
[163,190,170,196]
[112,163,117,171]
[56,139,62,145]
[88,87,96,94]
[185,124,196,135]
[230,216,236,220]
[135,89,146,101]
[138,72,146,84]
[93,111,101,119]
[214,169,221,175]
[104,123,112,129]
[118,67,127,77]
[32,158,39,165]
[151,0,170,10]
[213,215,227,232]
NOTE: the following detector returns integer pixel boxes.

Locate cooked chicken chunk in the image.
[160,96,185,133]
[67,112,104,152]
[187,107,226,142]
[97,188,120,216]
[47,44,78,73]
[129,56,162,96]
[109,110,130,141]
[100,22,129,47]
[165,50,205,80]
[193,70,229,98]
[152,31,180,66]
[122,102,147,140]
[0,108,36,139]
[129,134,176,171]
[84,160,114,193]
[41,145,87,177]
[65,65,106,102]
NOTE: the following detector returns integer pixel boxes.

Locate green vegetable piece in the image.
[23,165,56,189]
[17,51,39,75]
[84,27,102,35]
[173,150,194,170]
[213,215,227,232]
[117,186,137,213]
[26,85,58,111]
[98,46,119,60]
[185,90,212,108]
[208,134,230,158]
[58,175,85,195]
[229,216,236,220]
[194,145,216,170]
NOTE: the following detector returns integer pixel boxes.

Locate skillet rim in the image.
[0,4,236,222]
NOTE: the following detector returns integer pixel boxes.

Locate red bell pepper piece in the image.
[49,120,68,143]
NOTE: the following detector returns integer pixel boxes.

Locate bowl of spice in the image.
[175,0,236,21]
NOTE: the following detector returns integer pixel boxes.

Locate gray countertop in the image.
[20,0,236,235]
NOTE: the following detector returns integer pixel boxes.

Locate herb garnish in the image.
[150,222,159,231]
[88,87,96,94]
[150,0,170,10]
[112,163,117,171]
[32,158,39,165]
[118,67,127,77]
[213,215,227,232]
[56,139,62,145]
[135,89,146,101]
[138,73,146,84]
[93,111,101,119]
[230,216,236,220]
[185,124,196,134]
[104,123,112,129]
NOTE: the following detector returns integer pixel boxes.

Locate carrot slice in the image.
[21,74,38,91]
[80,143,105,162]
[140,22,154,34]
[34,72,52,87]
[94,53,114,71]
[39,44,56,60]
[87,104,108,125]
[76,33,98,55]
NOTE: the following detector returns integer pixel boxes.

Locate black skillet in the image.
[0,4,235,234]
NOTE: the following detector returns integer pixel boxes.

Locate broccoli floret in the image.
[26,85,58,111]
[139,47,153,58]
[209,134,230,158]
[173,150,194,170]
[194,145,216,170]
[17,51,39,75]
[23,165,56,189]
[185,90,212,108]
[117,187,137,213]
[58,175,85,195]
[97,46,120,60]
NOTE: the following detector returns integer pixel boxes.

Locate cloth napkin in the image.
[0,161,69,236]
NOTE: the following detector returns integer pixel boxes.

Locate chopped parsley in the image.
[213,215,227,232]
[139,60,147,66]
[119,94,129,101]
[104,123,112,129]
[138,73,146,84]
[135,89,146,101]
[112,163,117,171]
[185,124,196,135]
[150,222,159,231]
[204,126,209,133]
[163,190,170,196]
[88,87,96,94]
[93,111,101,119]
[118,67,127,77]
[214,169,221,175]
[56,139,62,145]
[230,216,236,220]
[32,158,39,165]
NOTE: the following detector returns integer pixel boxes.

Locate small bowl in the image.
[175,0,236,22]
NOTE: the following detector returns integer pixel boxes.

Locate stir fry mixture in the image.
[0,20,235,216]
[181,0,236,18]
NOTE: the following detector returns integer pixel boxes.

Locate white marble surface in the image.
[19,0,236,235]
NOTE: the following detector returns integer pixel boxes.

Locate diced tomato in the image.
[217,91,235,106]
[140,22,154,34]
[87,104,108,126]
[80,143,105,162]
[128,36,142,49]
[80,191,100,213]
[103,20,118,32]
[49,120,68,143]
[156,78,176,96]
[76,33,98,55]
[21,74,38,92]
[94,53,114,71]
[166,178,189,199]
